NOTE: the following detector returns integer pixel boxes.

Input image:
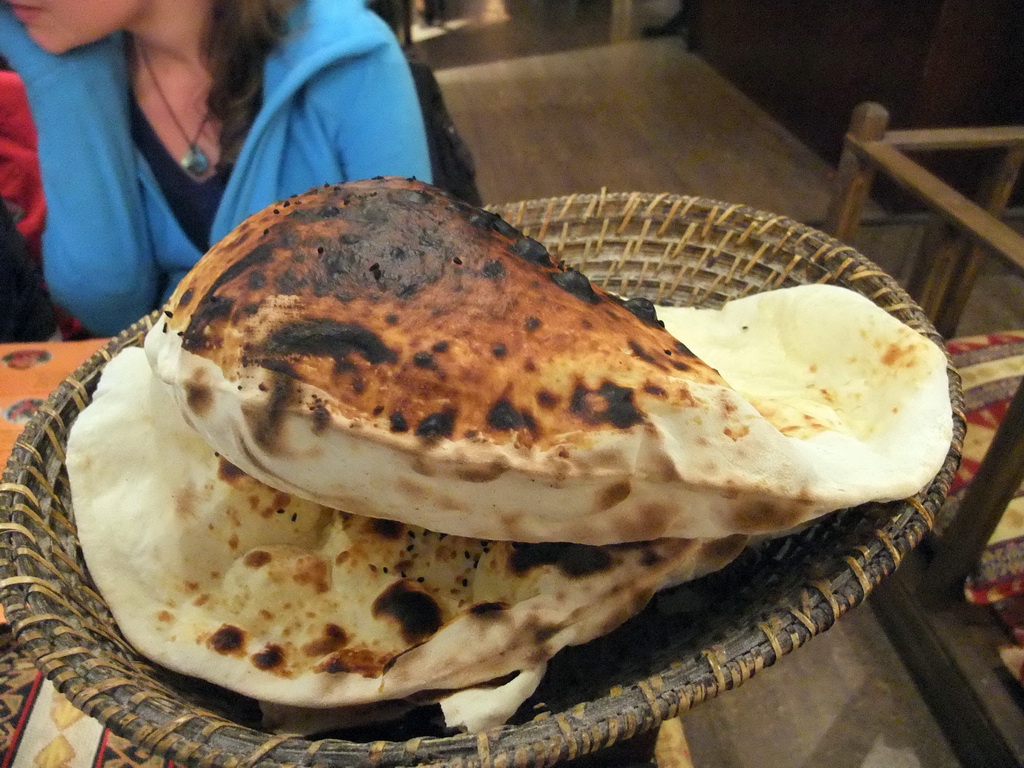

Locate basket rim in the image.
[0,190,965,768]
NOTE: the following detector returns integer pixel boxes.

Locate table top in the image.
[1,339,108,469]
[1,338,107,626]
[0,334,698,768]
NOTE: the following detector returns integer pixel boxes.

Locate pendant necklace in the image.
[136,45,212,178]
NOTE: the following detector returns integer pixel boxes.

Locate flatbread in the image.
[68,348,746,733]
[656,283,952,521]
[145,177,952,543]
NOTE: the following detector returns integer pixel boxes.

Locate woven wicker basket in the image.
[0,192,965,768]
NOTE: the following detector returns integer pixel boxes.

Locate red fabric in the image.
[0,71,86,339]
[0,71,43,267]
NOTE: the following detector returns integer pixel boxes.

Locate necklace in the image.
[136,45,212,178]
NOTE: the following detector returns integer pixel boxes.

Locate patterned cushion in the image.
[942,331,1024,605]
[943,331,1024,688]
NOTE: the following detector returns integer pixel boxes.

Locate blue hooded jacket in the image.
[0,0,431,335]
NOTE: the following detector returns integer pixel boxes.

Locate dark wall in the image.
[691,0,1024,200]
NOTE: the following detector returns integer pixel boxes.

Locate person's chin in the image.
[26,30,79,54]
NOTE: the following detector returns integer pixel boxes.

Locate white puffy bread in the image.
[656,283,952,516]
[145,177,952,543]
[67,349,745,733]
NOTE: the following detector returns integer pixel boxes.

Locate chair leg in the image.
[823,102,889,243]
[906,221,973,337]
[909,145,1024,337]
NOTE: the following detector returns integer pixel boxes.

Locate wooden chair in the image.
[824,101,1024,767]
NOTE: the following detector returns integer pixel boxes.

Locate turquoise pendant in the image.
[181,144,210,177]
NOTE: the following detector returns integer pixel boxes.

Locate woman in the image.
[0,0,432,336]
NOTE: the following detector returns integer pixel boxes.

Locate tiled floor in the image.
[408,1,1024,765]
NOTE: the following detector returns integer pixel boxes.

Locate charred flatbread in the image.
[145,177,952,543]
[68,348,746,733]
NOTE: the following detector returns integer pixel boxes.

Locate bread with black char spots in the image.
[68,349,746,733]
[145,177,952,543]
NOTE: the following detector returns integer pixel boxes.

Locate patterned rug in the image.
[0,629,172,768]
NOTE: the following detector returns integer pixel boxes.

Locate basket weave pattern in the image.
[0,192,965,768]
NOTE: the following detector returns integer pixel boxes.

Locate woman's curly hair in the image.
[205,0,302,167]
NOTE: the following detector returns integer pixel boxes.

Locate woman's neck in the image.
[127,0,214,68]
[128,0,220,177]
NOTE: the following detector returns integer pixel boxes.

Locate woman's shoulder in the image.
[283,0,396,59]
[263,0,403,98]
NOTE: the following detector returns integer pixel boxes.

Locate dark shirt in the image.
[128,94,229,253]
[0,198,56,342]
